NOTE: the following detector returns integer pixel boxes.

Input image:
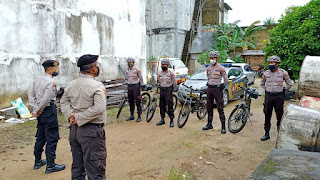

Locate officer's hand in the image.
[70,118,77,125]
[32,112,38,117]
[69,112,76,121]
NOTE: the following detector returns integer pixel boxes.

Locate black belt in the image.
[160,86,172,90]
[207,84,220,88]
[128,83,139,87]
[265,91,284,96]
[86,123,104,128]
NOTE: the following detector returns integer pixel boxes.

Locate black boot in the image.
[126,112,134,121]
[169,118,174,128]
[135,114,141,122]
[221,122,226,134]
[202,121,213,130]
[33,156,47,170]
[45,159,66,174]
[277,126,280,132]
[261,131,270,141]
[156,117,165,126]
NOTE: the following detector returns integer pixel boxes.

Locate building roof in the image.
[242,50,265,56]
[224,3,232,10]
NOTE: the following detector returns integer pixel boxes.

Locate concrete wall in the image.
[0,0,146,96]
[146,0,195,59]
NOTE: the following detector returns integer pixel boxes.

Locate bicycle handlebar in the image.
[182,84,206,94]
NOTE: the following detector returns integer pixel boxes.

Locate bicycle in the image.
[177,84,207,128]
[146,84,178,122]
[116,84,152,119]
[227,86,260,133]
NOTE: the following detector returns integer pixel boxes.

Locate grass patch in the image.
[169,166,196,180]
[181,141,193,148]
[263,160,278,173]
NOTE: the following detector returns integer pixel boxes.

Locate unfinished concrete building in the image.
[146,0,231,72]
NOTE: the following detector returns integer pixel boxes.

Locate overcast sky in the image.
[225,0,311,26]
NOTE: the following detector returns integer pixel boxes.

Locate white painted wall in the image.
[0,0,146,96]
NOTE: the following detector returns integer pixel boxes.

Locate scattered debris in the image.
[204,161,214,165]
[4,118,26,124]
[199,156,203,160]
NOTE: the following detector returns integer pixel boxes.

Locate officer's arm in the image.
[60,86,74,121]
[138,69,144,85]
[28,81,37,109]
[75,84,106,127]
[171,71,177,89]
[261,74,266,89]
[34,81,54,114]
[222,68,228,86]
[284,71,293,91]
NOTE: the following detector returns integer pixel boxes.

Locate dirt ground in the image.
[0,77,299,180]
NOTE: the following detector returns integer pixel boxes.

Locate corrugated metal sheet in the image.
[241,50,265,56]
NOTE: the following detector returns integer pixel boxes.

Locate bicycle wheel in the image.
[172,94,178,111]
[116,98,126,119]
[146,100,157,122]
[196,99,207,120]
[141,92,151,112]
[177,101,191,128]
[228,105,248,133]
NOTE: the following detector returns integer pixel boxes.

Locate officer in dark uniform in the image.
[203,51,229,134]
[125,57,144,122]
[28,60,65,174]
[261,55,292,141]
[60,54,107,180]
[157,59,177,127]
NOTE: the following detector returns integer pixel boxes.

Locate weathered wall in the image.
[248,27,272,50]
[243,55,265,70]
[0,0,146,96]
[146,0,195,59]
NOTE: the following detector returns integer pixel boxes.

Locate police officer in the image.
[28,60,65,174]
[60,54,107,179]
[157,59,177,127]
[261,55,292,141]
[203,51,228,134]
[125,57,144,122]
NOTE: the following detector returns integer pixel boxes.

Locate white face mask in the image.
[210,60,216,64]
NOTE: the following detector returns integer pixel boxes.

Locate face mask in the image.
[95,66,100,76]
[269,65,276,70]
[128,63,133,67]
[210,60,216,64]
[52,71,59,76]
[161,66,168,71]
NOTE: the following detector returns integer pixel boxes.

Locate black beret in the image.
[77,54,99,67]
[42,60,59,67]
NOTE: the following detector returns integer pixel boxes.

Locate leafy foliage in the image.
[264,0,320,79]
[263,17,276,26]
[198,21,265,65]
[169,166,196,180]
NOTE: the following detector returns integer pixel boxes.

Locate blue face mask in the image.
[269,65,276,70]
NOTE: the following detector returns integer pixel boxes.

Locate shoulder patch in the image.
[104,88,107,97]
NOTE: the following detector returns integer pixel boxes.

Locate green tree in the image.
[264,0,320,79]
[263,17,276,26]
[198,21,265,65]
